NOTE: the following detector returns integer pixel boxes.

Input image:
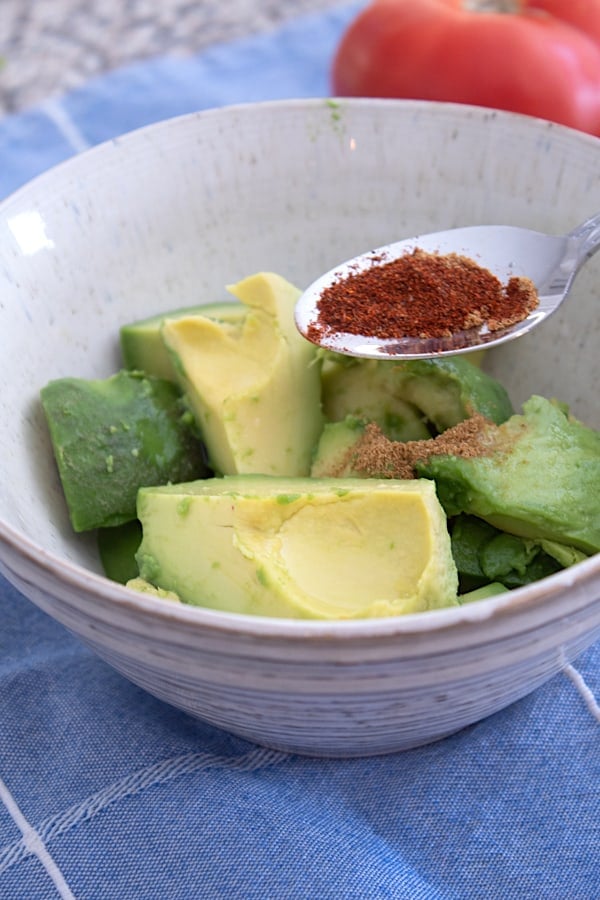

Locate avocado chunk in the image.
[135,475,459,619]
[417,396,600,554]
[449,514,499,592]
[120,301,246,380]
[450,514,563,592]
[310,413,495,481]
[41,371,208,531]
[321,354,513,438]
[126,577,180,602]
[394,357,514,430]
[459,583,509,603]
[161,272,323,476]
[321,355,430,441]
[98,519,143,584]
[311,417,368,478]
[479,533,563,587]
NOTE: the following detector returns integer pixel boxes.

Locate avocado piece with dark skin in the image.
[320,353,513,440]
[41,370,209,531]
[98,519,142,584]
[450,514,563,592]
[479,533,563,587]
[449,514,499,591]
[417,396,600,555]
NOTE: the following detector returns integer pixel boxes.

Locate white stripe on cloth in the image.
[0,775,77,899]
[563,663,600,723]
[39,98,92,154]
[0,746,288,876]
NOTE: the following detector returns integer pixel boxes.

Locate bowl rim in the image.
[1,96,599,642]
[3,94,600,211]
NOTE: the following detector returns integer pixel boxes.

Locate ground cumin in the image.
[309,248,539,341]
[336,413,498,480]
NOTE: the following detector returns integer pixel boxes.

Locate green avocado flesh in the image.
[41,371,208,531]
[321,353,514,439]
[126,577,180,601]
[135,475,459,619]
[459,582,509,604]
[311,417,368,478]
[418,396,600,555]
[120,301,246,381]
[161,272,323,477]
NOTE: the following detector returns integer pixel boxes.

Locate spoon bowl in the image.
[295,211,600,359]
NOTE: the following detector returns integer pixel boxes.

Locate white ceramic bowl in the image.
[1,99,599,757]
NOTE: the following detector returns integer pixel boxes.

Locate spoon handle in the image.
[568,211,600,268]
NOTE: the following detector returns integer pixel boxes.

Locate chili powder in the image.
[308,248,539,342]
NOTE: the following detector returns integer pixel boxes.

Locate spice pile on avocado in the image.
[40,272,600,619]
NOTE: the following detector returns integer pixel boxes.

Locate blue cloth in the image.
[1,5,599,898]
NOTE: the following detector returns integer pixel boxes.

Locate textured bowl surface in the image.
[1,98,599,756]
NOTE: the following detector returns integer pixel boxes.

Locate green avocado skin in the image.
[418,395,600,555]
[97,519,142,583]
[41,371,209,531]
[450,514,562,592]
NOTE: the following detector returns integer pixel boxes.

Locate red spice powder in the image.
[308,248,539,342]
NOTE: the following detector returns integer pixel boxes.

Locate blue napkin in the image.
[1,5,599,898]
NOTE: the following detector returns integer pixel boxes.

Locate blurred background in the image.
[0,0,343,115]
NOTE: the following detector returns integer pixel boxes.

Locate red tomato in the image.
[331,0,600,136]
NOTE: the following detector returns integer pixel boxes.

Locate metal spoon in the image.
[294,211,600,360]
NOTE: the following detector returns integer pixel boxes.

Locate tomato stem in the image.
[462,0,520,11]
